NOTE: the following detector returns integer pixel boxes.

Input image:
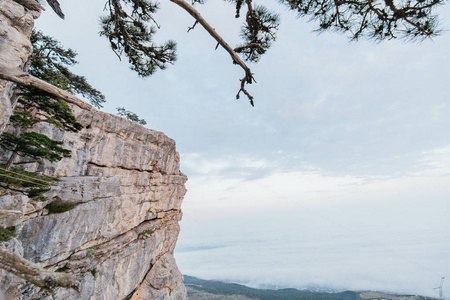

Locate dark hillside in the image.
[184,276,436,300]
[184,275,361,300]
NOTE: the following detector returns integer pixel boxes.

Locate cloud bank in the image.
[176,147,450,298]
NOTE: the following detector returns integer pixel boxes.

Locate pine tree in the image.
[1,132,71,166]
[96,0,445,105]
[28,30,106,109]
[13,0,447,106]
[99,0,177,77]
[0,30,105,170]
[116,107,147,125]
[0,87,82,170]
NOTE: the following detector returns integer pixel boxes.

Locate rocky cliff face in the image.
[1,107,188,300]
[0,1,188,299]
[0,0,38,132]
[1,106,188,299]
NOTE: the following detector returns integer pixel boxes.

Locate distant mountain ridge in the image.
[184,275,436,300]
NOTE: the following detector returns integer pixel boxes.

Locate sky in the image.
[35,0,450,298]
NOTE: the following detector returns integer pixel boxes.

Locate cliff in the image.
[0,1,188,299]
[0,0,38,132]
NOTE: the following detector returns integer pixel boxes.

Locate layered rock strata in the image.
[0,1,188,299]
[0,0,38,132]
[1,105,188,300]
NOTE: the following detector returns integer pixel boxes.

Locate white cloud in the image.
[177,146,450,297]
[181,153,272,177]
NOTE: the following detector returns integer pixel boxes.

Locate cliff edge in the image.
[0,1,188,299]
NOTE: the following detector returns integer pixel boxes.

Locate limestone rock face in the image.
[0,105,188,300]
[0,2,188,297]
[0,0,39,132]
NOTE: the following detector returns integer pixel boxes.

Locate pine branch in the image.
[169,0,256,106]
[0,65,92,111]
[281,0,442,40]
[100,0,176,77]
[234,43,265,53]
[46,0,65,19]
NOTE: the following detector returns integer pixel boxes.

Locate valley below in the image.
[184,275,437,300]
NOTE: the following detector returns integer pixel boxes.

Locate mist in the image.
[175,150,450,298]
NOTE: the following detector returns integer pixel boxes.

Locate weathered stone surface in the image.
[131,253,186,300]
[0,104,188,299]
[0,0,39,132]
[1,2,188,298]
[0,194,28,227]
[0,238,25,299]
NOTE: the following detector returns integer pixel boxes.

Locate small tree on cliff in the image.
[0,29,109,292]
[116,107,147,125]
[0,30,105,170]
[27,30,106,109]
[0,91,79,170]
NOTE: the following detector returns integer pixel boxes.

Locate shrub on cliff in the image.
[44,199,79,214]
[116,107,147,125]
[0,226,16,242]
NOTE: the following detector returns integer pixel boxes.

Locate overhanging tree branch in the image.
[18,0,443,107]
[46,0,65,19]
[169,0,256,106]
[0,65,92,111]
[100,0,177,77]
[281,0,442,41]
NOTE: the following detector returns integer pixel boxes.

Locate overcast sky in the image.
[36,0,450,298]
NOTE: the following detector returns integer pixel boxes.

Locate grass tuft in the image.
[0,226,16,242]
[45,200,79,214]
[138,229,155,238]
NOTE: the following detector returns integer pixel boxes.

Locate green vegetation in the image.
[55,266,69,273]
[116,107,147,125]
[43,0,443,105]
[0,166,56,200]
[184,276,361,300]
[27,187,51,200]
[86,247,97,258]
[0,226,16,242]
[0,131,72,168]
[29,30,105,109]
[0,29,105,174]
[138,229,155,238]
[44,199,79,214]
[89,268,97,276]
[0,166,57,187]
[184,276,436,300]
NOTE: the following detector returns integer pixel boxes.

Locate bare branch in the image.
[237,76,255,107]
[187,20,198,32]
[234,43,265,53]
[46,0,65,19]
[169,0,255,105]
